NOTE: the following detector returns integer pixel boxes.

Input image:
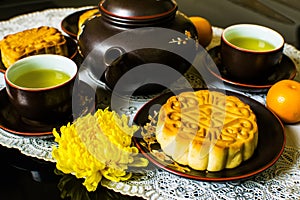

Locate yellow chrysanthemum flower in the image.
[52,108,148,192]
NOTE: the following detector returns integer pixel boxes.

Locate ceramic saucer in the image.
[207,46,297,93]
[0,81,95,136]
[61,7,98,39]
[133,88,285,181]
[0,36,78,73]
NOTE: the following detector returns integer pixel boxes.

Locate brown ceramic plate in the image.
[61,7,97,39]
[207,46,297,93]
[0,36,79,73]
[0,81,95,136]
[133,88,285,181]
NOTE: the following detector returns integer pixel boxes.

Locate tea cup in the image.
[220,24,284,81]
[4,54,78,122]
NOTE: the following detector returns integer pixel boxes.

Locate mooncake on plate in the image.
[156,90,258,172]
[0,26,68,68]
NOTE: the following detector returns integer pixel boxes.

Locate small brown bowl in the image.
[220,24,284,81]
[4,54,78,122]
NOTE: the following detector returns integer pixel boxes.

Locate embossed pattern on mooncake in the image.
[0,26,68,68]
[156,90,258,172]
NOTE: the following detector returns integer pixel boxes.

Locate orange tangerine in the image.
[189,16,213,47]
[266,79,300,124]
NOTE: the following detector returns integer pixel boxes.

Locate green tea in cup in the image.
[6,55,76,89]
[13,69,71,88]
[228,37,276,51]
[5,54,78,122]
[221,24,284,81]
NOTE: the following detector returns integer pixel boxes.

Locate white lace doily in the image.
[0,7,300,200]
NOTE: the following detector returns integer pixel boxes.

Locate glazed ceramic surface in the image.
[133,89,285,181]
[78,0,199,94]
[207,46,296,92]
[5,55,78,122]
[61,7,98,39]
[0,81,94,136]
[221,24,284,81]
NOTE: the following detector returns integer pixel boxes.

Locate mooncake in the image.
[156,90,258,172]
[0,26,68,68]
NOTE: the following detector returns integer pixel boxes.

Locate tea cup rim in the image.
[5,54,78,91]
[221,24,285,53]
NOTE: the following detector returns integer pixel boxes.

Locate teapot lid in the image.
[99,0,178,22]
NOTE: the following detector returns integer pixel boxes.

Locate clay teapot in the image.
[78,0,200,94]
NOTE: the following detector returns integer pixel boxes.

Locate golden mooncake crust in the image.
[156,90,258,172]
[0,26,68,68]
